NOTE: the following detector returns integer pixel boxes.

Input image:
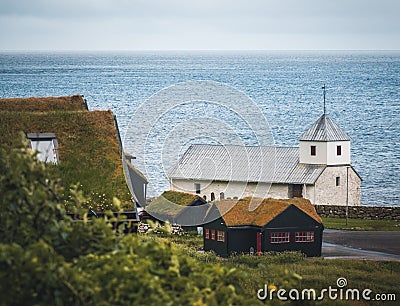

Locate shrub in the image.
[0,142,264,305]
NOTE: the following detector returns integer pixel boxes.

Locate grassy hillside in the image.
[0,110,131,210]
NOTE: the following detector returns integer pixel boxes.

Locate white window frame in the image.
[270,232,290,244]
[295,231,314,243]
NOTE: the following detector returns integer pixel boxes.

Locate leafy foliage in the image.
[0,143,264,305]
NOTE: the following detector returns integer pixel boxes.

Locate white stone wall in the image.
[170,179,289,201]
[314,166,361,206]
[304,184,316,203]
[170,168,361,206]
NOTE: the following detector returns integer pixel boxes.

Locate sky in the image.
[0,0,399,51]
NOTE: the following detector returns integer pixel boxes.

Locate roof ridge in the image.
[188,144,298,149]
[213,197,321,226]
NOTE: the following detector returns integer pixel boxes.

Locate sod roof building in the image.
[145,190,208,230]
[203,197,323,257]
[0,95,147,212]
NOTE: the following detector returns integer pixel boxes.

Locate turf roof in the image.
[146,190,203,218]
[0,98,132,210]
[0,95,88,112]
[214,197,322,227]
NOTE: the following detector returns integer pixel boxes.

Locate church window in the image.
[195,183,201,194]
[337,145,342,156]
[211,192,215,201]
[311,145,316,156]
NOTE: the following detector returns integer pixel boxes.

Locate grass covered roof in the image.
[0,95,88,112]
[146,190,204,219]
[214,197,322,227]
[0,97,131,210]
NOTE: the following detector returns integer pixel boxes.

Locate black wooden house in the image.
[203,197,323,257]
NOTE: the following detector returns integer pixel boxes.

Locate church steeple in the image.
[299,87,351,166]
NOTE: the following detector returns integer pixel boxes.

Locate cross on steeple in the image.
[322,84,326,115]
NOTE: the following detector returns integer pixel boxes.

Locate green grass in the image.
[141,233,400,305]
[322,217,400,231]
[146,190,200,217]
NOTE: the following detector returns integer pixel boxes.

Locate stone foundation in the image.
[314,205,400,221]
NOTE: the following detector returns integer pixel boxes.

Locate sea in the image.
[0,51,399,206]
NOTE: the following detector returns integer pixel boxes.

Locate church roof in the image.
[169,144,325,184]
[299,114,350,142]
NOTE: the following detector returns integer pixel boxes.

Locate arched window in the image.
[203,195,207,201]
[220,192,225,200]
[211,192,215,201]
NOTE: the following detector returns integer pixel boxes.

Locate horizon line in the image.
[1,49,400,53]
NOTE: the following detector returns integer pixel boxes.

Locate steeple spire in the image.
[322,84,326,115]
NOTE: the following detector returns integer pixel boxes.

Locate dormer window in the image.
[310,145,316,156]
[27,133,59,164]
[337,145,342,156]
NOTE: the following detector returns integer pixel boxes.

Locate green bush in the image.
[0,143,265,305]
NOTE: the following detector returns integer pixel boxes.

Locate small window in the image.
[219,192,225,200]
[27,133,59,164]
[217,230,225,242]
[337,145,342,156]
[205,229,210,239]
[195,183,201,194]
[270,232,290,244]
[295,231,314,243]
[203,195,207,201]
[336,177,340,186]
[311,145,316,156]
[211,192,215,201]
[211,230,216,240]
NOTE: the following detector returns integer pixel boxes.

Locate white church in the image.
[168,113,361,206]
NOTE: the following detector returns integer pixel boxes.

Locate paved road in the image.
[322,230,400,261]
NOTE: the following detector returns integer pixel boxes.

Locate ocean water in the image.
[0,51,399,206]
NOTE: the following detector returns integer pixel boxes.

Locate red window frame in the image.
[270,232,290,244]
[211,230,216,240]
[217,230,225,242]
[295,231,314,243]
[337,145,342,156]
[205,228,210,239]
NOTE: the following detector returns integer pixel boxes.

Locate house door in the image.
[256,232,262,254]
[292,184,303,198]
